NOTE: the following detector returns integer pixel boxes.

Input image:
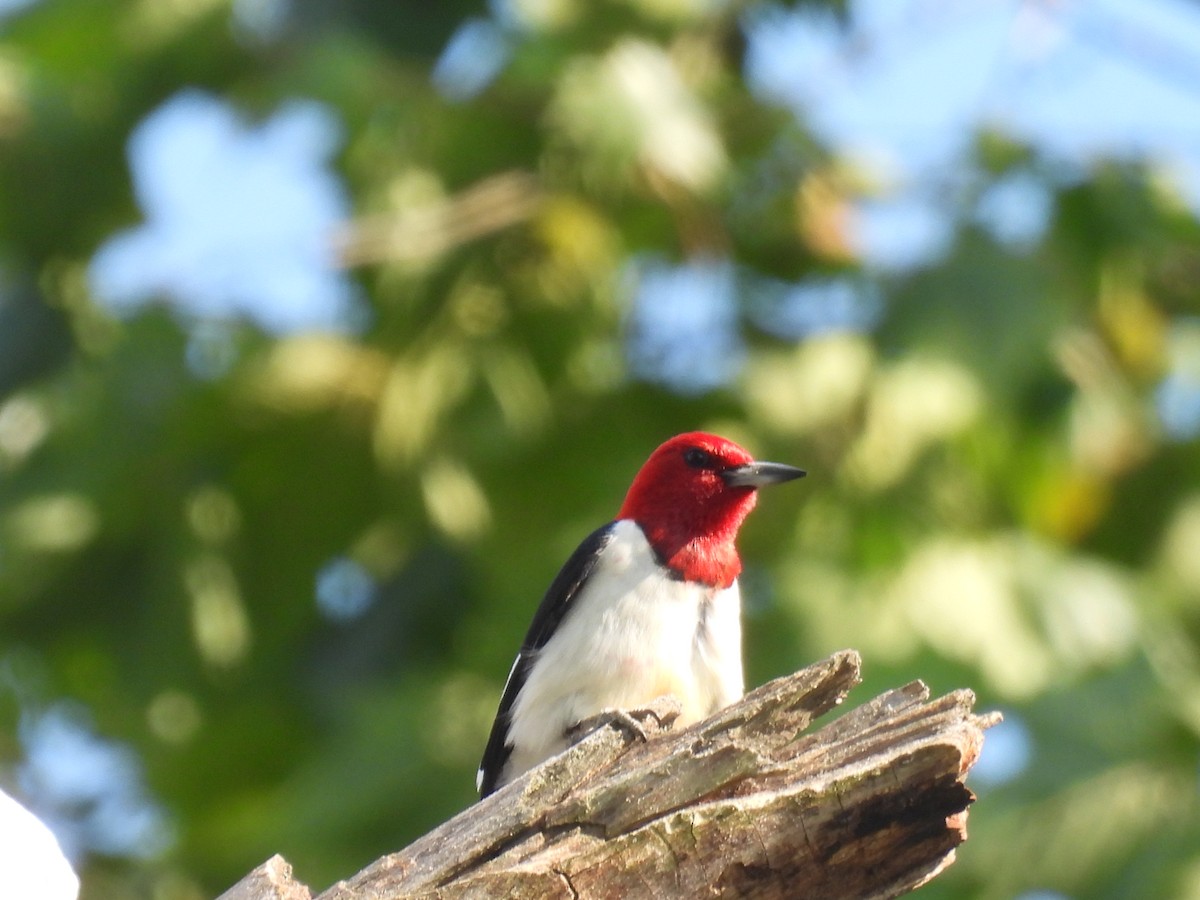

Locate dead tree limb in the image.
[220,651,998,900]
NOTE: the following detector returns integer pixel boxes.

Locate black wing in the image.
[477,521,619,798]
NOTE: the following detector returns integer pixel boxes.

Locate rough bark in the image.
[219,854,311,900]
[220,651,998,900]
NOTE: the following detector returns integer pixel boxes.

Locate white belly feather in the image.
[504,519,744,782]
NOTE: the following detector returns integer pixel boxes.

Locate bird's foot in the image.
[600,708,655,742]
[567,699,681,746]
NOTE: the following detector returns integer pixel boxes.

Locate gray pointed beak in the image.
[720,461,807,489]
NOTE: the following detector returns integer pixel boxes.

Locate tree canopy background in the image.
[2,0,1200,898]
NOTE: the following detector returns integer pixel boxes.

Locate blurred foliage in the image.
[0,1,1199,898]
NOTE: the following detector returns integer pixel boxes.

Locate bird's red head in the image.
[617,432,805,588]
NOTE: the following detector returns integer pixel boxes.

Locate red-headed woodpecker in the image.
[477,432,805,797]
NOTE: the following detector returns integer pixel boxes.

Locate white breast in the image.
[504,519,744,783]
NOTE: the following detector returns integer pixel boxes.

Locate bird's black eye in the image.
[683,448,714,469]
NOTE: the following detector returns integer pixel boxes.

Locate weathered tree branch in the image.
[220,651,998,900]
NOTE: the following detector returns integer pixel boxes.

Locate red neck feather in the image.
[620,480,757,588]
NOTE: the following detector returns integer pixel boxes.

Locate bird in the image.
[477,431,805,798]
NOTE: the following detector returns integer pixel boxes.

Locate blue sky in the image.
[88,90,361,338]
[744,0,1200,261]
